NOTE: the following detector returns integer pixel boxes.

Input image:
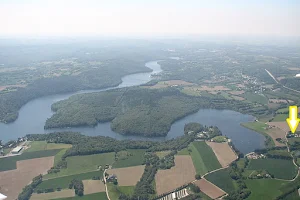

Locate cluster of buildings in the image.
[246,152,266,160]
[158,188,189,200]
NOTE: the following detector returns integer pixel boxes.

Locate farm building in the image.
[0,193,7,200]
[11,146,23,154]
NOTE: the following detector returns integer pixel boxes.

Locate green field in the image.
[288,137,300,146]
[112,149,145,168]
[44,152,115,179]
[273,114,288,122]
[243,92,268,105]
[0,149,62,171]
[245,179,288,200]
[37,171,102,190]
[177,148,190,155]
[107,183,120,200]
[54,192,108,200]
[155,150,171,159]
[241,122,275,147]
[211,136,227,143]
[248,158,297,180]
[283,191,300,200]
[26,141,72,152]
[118,186,135,196]
[54,148,69,166]
[276,107,289,113]
[189,141,221,175]
[205,168,236,193]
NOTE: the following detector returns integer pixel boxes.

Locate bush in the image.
[195,174,201,180]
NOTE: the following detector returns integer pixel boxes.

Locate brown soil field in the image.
[194,179,226,199]
[206,142,237,167]
[83,180,105,194]
[107,165,145,186]
[191,85,230,92]
[231,95,245,101]
[267,122,300,133]
[0,84,26,91]
[228,90,245,95]
[30,189,75,200]
[266,127,286,146]
[268,103,280,109]
[155,155,196,195]
[0,156,54,200]
[269,99,288,103]
[277,76,286,81]
[146,80,193,89]
[288,67,300,71]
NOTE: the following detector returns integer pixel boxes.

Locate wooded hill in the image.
[45,87,269,136]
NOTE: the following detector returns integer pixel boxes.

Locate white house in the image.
[11,146,23,154]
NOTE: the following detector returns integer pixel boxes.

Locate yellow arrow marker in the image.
[286,106,300,134]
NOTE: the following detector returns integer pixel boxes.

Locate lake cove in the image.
[0,61,265,154]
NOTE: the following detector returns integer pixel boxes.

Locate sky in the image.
[0,0,300,38]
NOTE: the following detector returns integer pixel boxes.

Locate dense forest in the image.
[26,131,195,158]
[45,87,268,136]
[0,59,153,123]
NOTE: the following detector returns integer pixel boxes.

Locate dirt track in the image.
[155,155,196,195]
[206,142,237,167]
[0,157,54,200]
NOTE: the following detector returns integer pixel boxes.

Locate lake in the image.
[0,60,265,154]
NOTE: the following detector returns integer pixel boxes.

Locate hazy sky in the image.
[0,0,300,37]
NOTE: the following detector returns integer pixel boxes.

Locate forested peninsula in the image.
[45,87,268,136]
[0,60,151,123]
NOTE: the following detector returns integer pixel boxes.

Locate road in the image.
[265,69,300,94]
[103,169,111,200]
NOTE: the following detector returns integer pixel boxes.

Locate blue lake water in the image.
[0,61,265,154]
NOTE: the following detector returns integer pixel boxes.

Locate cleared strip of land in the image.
[206,142,237,167]
[194,179,226,199]
[155,155,196,195]
[0,156,54,200]
[30,189,75,200]
[107,165,145,186]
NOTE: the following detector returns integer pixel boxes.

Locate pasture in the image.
[248,158,297,180]
[107,165,145,186]
[0,157,54,200]
[155,155,196,195]
[44,152,115,179]
[245,179,288,200]
[204,168,236,193]
[37,171,102,190]
[0,149,61,171]
[55,192,108,200]
[189,141,221,175]
[26,141,72,152]
[243,92,268,105]
[30,189,75,200]
[112,149,145,168]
